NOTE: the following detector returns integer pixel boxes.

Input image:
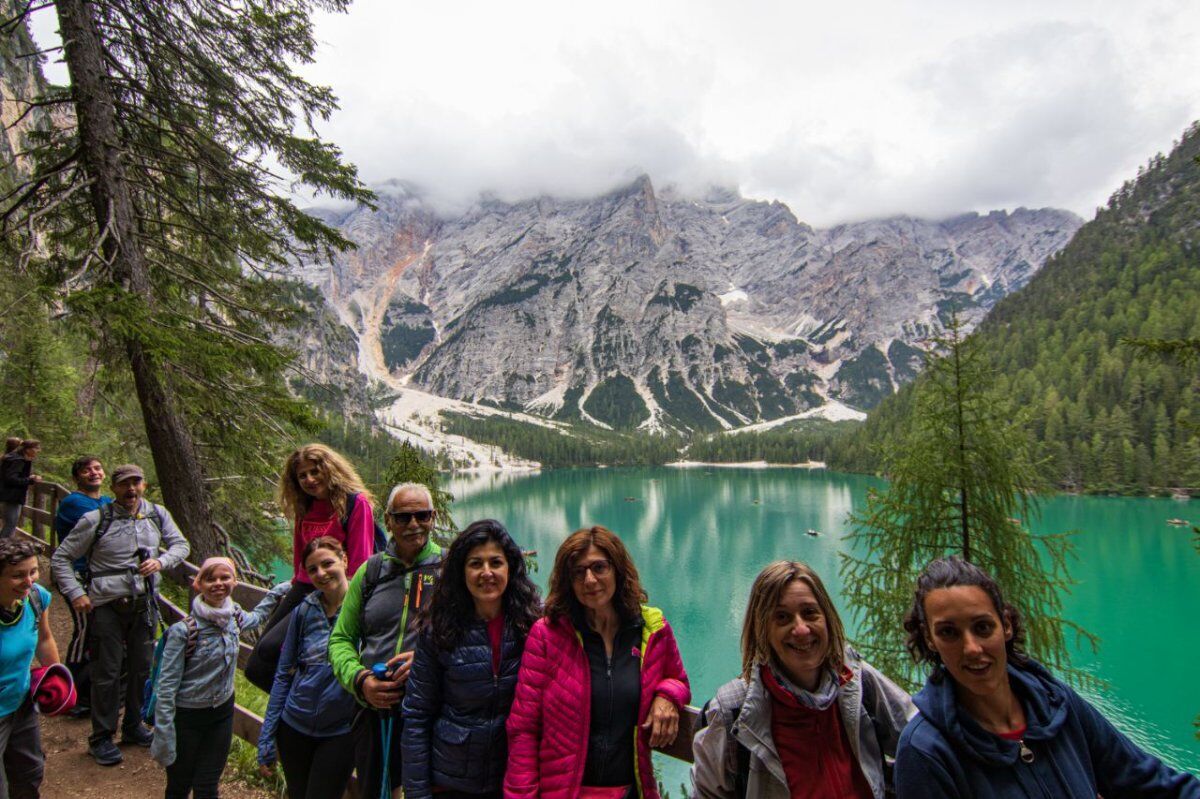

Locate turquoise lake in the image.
[443,466,1200,789]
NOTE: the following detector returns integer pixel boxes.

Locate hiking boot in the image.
[121,724,153,746]
[66,704,91,719]
[89,738,123,766]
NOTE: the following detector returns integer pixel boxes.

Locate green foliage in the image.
[840,122,1200,496]
[582,374,650,429]
[0,278,81,465]
[440,411,683,468]
[839,319,1094,689]
[684,420,858,463]
[2,0,374,556]
[381,440,457,540]
[380,320,436,369]
[834,345,893,409]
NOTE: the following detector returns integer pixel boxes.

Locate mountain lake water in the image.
[437,466,1200,791]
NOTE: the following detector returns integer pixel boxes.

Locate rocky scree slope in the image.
[300,177,1081,433]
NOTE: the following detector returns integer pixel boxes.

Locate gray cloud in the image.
[27,0,1200,226]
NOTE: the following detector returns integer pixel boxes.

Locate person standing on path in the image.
[150,557,289,799]
[244,444,377,692]
[50,463,190,767]
[256,537,359,799]
[505,525,691,799]
[0,537,61,799]
[0,440,42,538]
[328,483,443,799]
[401,519,542,799]
[51,456,112,719]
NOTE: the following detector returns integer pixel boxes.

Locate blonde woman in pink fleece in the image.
[245,444,377,691]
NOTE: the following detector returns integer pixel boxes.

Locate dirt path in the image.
[35,563,273,799]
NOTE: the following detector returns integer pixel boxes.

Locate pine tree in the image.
[1,0,374,556]
[839,317,1094,687]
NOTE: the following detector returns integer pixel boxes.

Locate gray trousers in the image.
[0,699,43,799]
[0,503,21,538]
[89,598,153,743]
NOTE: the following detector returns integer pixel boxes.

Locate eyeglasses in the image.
[570,559,612,582]
[388,510,434,525]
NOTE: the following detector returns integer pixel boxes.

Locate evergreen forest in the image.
[837,122,1200,495]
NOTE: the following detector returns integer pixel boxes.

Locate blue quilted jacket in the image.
[257,592,357,766]
[400,619,526,798]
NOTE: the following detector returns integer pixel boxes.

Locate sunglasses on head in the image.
[388,509,434,525]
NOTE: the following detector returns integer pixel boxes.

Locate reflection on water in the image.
[445,467,1200,787]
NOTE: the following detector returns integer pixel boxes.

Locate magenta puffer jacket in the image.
[504,605,691,799]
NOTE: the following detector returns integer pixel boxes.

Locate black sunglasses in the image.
[388,509,434,525]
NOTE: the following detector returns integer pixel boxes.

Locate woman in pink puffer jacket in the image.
[505,526,690,799]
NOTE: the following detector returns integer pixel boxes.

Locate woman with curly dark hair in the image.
[504,526,690,799]
[400,520,541,799]
[895,556,1200,799]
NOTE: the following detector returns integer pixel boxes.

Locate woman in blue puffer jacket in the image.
[895,556,1200,799]
[257,536,358,798]
[401,519,542,799]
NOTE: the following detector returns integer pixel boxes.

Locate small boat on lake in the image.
[1166,518,1190,526]
[806,528,821,537]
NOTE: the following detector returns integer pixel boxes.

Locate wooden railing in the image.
[19,482,702,774]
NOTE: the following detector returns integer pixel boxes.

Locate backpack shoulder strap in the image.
[340,493,360,531]
[183,616,199,658]
[701,680,751,799]
[26,586,44,617]
[142,502,165,536]
[359,553,385,606]
[95,503,117,542]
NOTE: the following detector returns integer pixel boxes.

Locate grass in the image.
[230,671,285,794]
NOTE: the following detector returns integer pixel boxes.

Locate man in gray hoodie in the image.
[51,463,191,766]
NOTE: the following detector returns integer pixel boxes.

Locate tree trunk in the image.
[56,0,220,558]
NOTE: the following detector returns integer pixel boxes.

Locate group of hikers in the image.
[0,439,1197,799]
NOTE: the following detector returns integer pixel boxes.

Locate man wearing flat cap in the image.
[51,463,190,766]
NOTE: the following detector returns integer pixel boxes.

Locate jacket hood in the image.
[912,659,1070,766]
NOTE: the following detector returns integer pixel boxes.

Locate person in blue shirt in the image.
[0,537,61,798]
[257,536,358,799]
[895,556,1200,799]
[51,455,111,718]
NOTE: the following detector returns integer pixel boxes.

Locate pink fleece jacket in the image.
[504,605,690,799]
[290,494,374,583]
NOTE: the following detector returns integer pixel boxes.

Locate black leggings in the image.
[244,582,316,691]
[276,719,356,799]
[164,696,234,799]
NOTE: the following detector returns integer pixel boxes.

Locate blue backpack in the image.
[342,492,388,553]
[141,617,198,724]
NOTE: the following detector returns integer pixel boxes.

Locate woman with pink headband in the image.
[150,557,290,799]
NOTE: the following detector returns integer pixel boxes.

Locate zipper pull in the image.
[1019,740,1035,763]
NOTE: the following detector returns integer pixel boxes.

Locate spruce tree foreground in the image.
[0,0,374,557]
[838,317,1096,689]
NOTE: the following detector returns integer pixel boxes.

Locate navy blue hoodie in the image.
[895,660,1199,799]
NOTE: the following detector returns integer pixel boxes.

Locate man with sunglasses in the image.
[329,482,443,799]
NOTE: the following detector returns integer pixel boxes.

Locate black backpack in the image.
[341,492,388,553]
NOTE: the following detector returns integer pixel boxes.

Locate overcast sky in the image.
[29,0,1200,226]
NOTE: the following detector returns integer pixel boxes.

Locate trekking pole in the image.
[136,547,160,631]
[372,662,394,799]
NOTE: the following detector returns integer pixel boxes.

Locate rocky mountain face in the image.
[300,177,1082,432]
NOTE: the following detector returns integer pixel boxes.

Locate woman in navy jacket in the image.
[895,556,1200,799]
[401,519,542,799]
[257,536,358,798]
